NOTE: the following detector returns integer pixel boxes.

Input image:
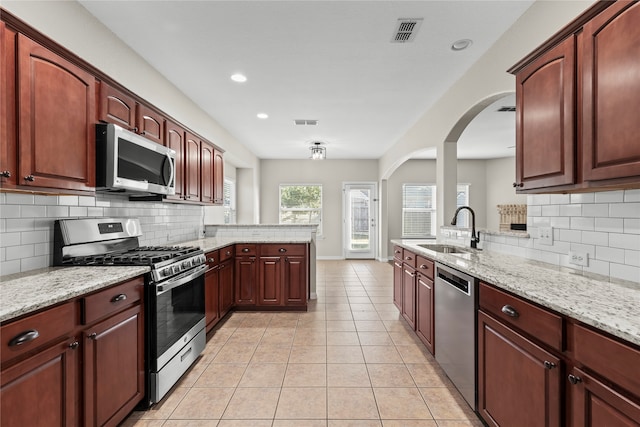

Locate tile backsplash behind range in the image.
[0,192,204,275]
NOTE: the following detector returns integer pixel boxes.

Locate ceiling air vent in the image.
[498,106,516,112]
[391,18,423,43]
[294,119,318,126]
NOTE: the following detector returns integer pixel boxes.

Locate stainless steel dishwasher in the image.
[434,262,478,410]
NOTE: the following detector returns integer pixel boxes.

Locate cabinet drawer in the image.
[1,301,75,364]
[219,245,234,262]
[403,249,417,269]
[479,282,563,351]
[236,244,257,256]
[570,322,640,398]
[416,255,434,280]
[82,277,143,325]
[205,250,219,268]
[393,245,403,261]
[261,244,306,256]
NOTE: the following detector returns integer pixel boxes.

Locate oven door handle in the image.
[155,264,207,295]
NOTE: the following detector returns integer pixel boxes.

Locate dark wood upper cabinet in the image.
[184,132,201,201]
[510,1,640,192]
[200,141,215,204]
[514,35,575,191]
[98,81,136,131]
[17,34,95,191]
[0,21,17,188]
[164,119,185,200]
[581,1,640,183]
[136,103,164,145]
[213,148,224,205]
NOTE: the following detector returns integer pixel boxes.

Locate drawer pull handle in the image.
[180,346,193,362]
[568,374,582,385]
[501,305,519,318]
[9,329,39,347]
[242,248,250,253]
[543,361,556,370]
[111,293,127,303]
[69,341,79,350]
[279,248,287,253]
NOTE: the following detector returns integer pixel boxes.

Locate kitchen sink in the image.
[417,244,470,254]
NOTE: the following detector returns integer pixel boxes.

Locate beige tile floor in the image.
[123,260,483,427]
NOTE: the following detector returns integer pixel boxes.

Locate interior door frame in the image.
[342,182,378,259]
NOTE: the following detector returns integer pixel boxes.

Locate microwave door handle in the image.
[165,151,175,188]
[155,265,206,296]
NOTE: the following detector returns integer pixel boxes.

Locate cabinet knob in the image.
[419,264,429,270]
[208,258,215,263]
[24,175,35,182]
[8,329,39,347]
[69,341,79,350]
[501,304,519,318]
[88,332,97,340]
[140,130,146,136]
[405,256,412,261]
[111,293,127,303]
[242,248,249,253]
[0,170,11,178]
[132,127,139,133]
[543,361,556,370]
[512,182,524,188]
[568,374,582,385]
[279,248,287,253]
[225,251,231,256]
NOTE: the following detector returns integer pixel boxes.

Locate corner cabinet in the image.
[510,0,640,193]
[17,34,95,192]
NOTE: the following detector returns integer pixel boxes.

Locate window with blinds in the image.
[223,178,236,224]
[402,184,436,237]
[455,184,470,228]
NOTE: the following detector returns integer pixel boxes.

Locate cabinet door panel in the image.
[219,259,234,316]
[582,1,640,182]
[98,81,136,130]
[184,132,201,201]
[259,256,282,306]
[1,338,78,427]
[401,265,416,328]
[205,267,220,332]
[84,306,144,427]
[416,273,434,354]
[165,120,185,200]
[515,36,575,190]
[569,367,640,427]
[136,104,163,145]
[200,142,214,204]
[235,257,257,305]
[478,310,561,427]
[284,255,306,305]
[393,261,402,311]
[1,22,17,187]
[213,149,224,204]
[18,34,95,191]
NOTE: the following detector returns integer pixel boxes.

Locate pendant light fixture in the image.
[309,142,326,160]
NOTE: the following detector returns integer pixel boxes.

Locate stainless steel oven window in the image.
[151,269,205,364]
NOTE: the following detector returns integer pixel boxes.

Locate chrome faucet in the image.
[451,206,480,249]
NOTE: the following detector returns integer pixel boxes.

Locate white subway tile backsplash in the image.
[549,217,571,229]
[22,230,49,245]
[6,245,35,261]
[6,218,35,233]
[582,204,609,217]
[571,193,595,204]
[0,232,21,247]
[541,205,560,216]
[625,250,640,267]
[21,205,47,218]
[559,204,582,217]
[624,189,640,202]
[609,233,640,251]
[571,217,595,231]
[596,246,625,263]
[624,219,640,234]
[584,258,610,277]
[0,205,21,218]
[595,217,624,233]
[609,263,640,283]
[21,255,49,271]
[530,194,551,205]
[581,231,608,246]
[5,193,35,205]
[0,260,20,275]
[58,196,79,206]
[46,206,69,218]
[609,202,640,218]
[595,190,624,203]
[559,229,582,243]
[78,196,96,206]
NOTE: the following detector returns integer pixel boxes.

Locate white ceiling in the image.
[78,1,530,160]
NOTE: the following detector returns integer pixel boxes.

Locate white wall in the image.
[387,159,488,254]
[485,157,528,230]
[260,160,379,258]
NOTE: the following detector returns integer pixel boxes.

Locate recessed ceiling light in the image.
[257,113,269,119]
[230,73,247,83]
[451,39,473,51]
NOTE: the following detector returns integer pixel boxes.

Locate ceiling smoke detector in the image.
[294,119,318,126]
[391,18,423,43]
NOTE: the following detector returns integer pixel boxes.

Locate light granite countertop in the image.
[0,237,313,324]
[392,239,640,347]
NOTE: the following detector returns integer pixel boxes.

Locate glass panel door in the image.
[343,183,377,259]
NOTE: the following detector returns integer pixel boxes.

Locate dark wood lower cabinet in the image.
[477,310,562,427]
[415,272,434,354]
[0,337,79,427]
[235,255,257,306]
[393,260,402,311]
[568,367,640,427]
[401,264,416,328]
[205,265,221,333]
[284,255,306,306]
[259,256,283,306]
[83,305,144,427]
[219,259,234,317]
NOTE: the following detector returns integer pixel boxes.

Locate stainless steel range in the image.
[54,217,206,406]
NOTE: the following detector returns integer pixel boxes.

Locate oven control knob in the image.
[163,267,172,277]
[182,260,190,269]
[173,265,181,275]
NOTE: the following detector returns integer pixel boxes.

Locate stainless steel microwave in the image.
[96,123,176,195]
